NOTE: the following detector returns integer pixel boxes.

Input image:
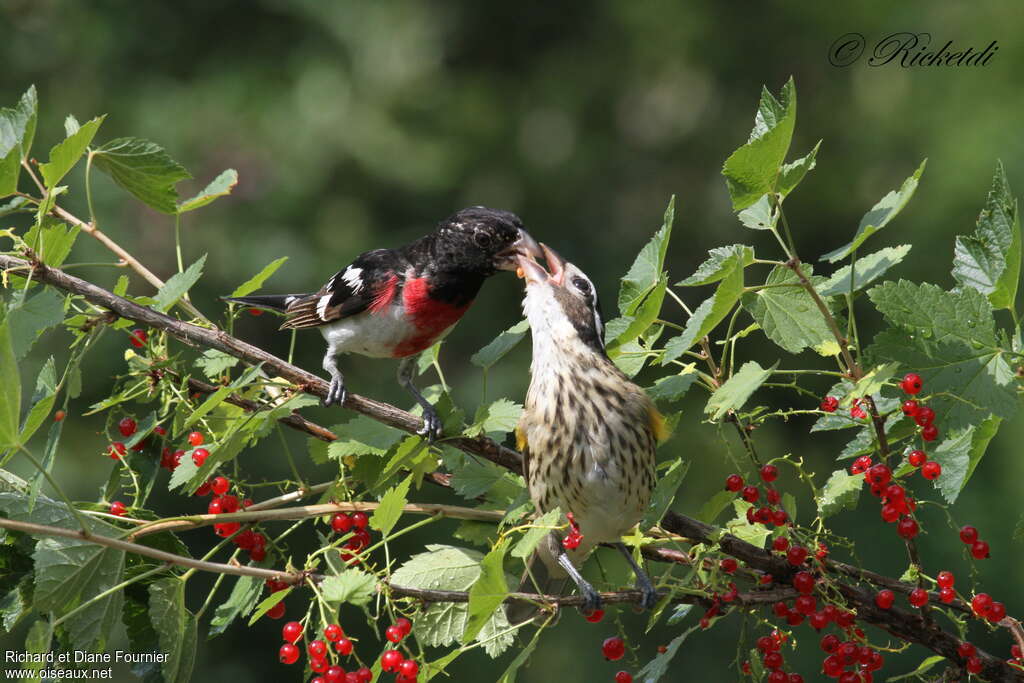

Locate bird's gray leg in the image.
[554,539,602,614]
[397,355,442,440]
[614,542,657,609]
[322,343,346,407]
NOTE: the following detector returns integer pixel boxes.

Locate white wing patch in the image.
[341,266,364,294]
[284,295,301,307]
[316,294,333,320]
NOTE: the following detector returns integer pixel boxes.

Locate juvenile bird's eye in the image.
[572,277,591,295]
[474,232,493,248]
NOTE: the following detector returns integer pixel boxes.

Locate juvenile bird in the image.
[509,244,667,622]
[227,207,541,439]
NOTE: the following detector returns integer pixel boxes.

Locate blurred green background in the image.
[3,1,1023,681]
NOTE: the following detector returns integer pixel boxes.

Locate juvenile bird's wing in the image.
[282,250,407,329]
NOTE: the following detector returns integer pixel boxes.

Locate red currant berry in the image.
[725,474,744,492]
[795,594,817,615]
[785,610,804,626]
[909,588,928,607]
[278,642,299,665]
[266,601,285,619]
[901,400,919,417]
[988,601,1007,622]
[194,481,212,497]
[763,651,783,670]
[921,461,942,480]
[562,532,582,550]
[767,672,787,683]
[921,424,938,442]
[385,625,404,643]
[109,442,127,460]
[1012,644,1022,661]
[192,448,209,466]
[820,396,839,412]
[741,485,760,503]
[772,536,790,552]
[849,400,867,420]
[786,546,808,566]
[822,654,844,678]
[936,570,954,588]
[957,642,977,659]
[907,449,927,467]
[187,431,204,446]
[939,587,955,604]
[282,620,303,643]
[395,616,412,635]
[334,637,353,655]
[959,525,979,544]
[913,406,935,426]
[880,503,900,523]
[851,455,873,474]
[398,660,419,678]
[875,589,895,609]
[789,675,804,683]
[897,517,919,539]
[966,656,983,674]
[129,329,148,348]
[900,372,923,394]
[602,636,626,661]
[793,571,815,594]
[867,463,892,486]
[109,501,127,516]
[54,410,66,422]
[308,639,327,658]
[118,417,137,437]
[821,634,841,653]
[324,667,343,683]
[331,513,353,533]
[809,611,829,630]
[351,511,369,529]
[355,669,372,683]
[721,558,738,574]
[757,636,777,653]
[211,476,230,495]
[249,546,266,562]
[583,608,605,623]
[381,649,403,672]
[615,672,633,683]
[771,601,789,619]
[760,464,779,482]
[971,593,993,616]
[971,540,990,559]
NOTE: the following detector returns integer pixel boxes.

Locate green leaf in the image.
[392,545,514,658]
[463,542,509,643]
[927,426,974,504]
[0,322,21,448]
[0,575,32,632]
[635,627,699,682]
[328,416,404,458]
[195,349,239,379]
[23,619,51,677]
[247,588,292,625]
[177,168,238,213]
[722,78,796,210]
[0,145,18,196]
[64,114,80,136]
[0,85,38,162]
[607,278,666,352]
[726,500,771,547]
[23,219,80,269]
[209,575,261,638]
[676,245,755,287]
[887,655,947,681]
[228,256,289,298]
[844,362,900,405]
[696,490,736,523]
[7,288,65,359]
[92,137,191,214]
[705,361,775,420]
[370,475,412,537]
[662,261,744,363]
[816,245,912,297]
[148,578,197,683]
[641,460,688,529]
[19,357,57,444]
[619,196,675,315]
[777,140,821,198]
[463,399,522,438]
[737,194,777,230]
[965,415,1001,483]
[495,617,545,683]
[321,569,377,606]
[869,280,998,347]
[952,161,1021,310]
[822,160,926,262]
[817,469,863,519]
[471,319,529,370]
[646,370,698,403]
[153,255,206,312]
[449,457,510,500]
[511,508,562,560]
[39,115,105,188]
[741,265,837,355]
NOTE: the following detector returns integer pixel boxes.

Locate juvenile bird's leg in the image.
[553,535,602,614]
[614,542,657,609]
[397,356,443,440]
[322,344,346,407]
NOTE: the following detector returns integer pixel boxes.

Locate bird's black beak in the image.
[495,228,543,271]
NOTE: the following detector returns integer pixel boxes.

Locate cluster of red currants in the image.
[279,620,372,683]
[562,511,584,550]
[193,474,264,558]
[724,464,789,529]
[331,511,373,565]
[379,617,420,682]
[107,416,167,460]
[158,429,209,470]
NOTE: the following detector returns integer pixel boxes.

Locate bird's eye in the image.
[572,277,591,295]
[474,232,493,248]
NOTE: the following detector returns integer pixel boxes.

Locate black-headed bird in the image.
[509,244,667,622]
[227,207,541,439]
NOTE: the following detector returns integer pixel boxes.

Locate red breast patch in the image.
[393,277,471,357]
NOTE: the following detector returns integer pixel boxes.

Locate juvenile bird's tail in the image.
[506,535,569,625]
[223,294,309,313]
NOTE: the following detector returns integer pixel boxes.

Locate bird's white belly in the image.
[319,305,415,358]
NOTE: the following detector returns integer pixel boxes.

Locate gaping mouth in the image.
[495,228,544,271]
[516,242,566,286]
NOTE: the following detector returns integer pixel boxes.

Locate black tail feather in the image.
[223,294,309,313]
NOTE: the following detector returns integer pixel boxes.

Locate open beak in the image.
[495,228,544,271]
[516,242,567,287]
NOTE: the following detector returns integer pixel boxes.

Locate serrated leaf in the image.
[662,262,744,363]
[887,655,946,681]
[39,115,105,188]
[322,569,376,606]
[23,619,51,677]
[646,370,698,403]
[676,245,755,286]
[471,320,529,370]
[0,145,18,196]
[953,161,1020,310]
[737,194,777,230]
[7,287,65,359]
[247,588,292,625]
[148,578,196,683]
[741,265,836,355]
[619,196,675,315]
[92,137,191,213]
[463,542,508,643]
[209,575,261,638]
[153,255,205,312]
[0,85,38,162]
[195,349,239,379]
[328,416,404,458]
[641,460,688,529]
[19,357,57,445]
[0,322,21,448]
[228,256,289,298]
[869,280,998,347]
[705,360,775,420]
[23,219,79,269]
[370,475,411,537]
[777,140,820,198]
[844,362,899,405]
[608,278,666,352]
[726,500,771,547]
[927,426,974,504]
[722,78,796,210]
[449,457,508,500]
[464,399,522,438]
[823,160,926,262]
[511,508,562,560]
[817,245,912,297]
[177,168,238,213]
[817,469,863,519]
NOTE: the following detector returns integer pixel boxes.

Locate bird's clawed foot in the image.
[416,405,444,442]
[323,376,347,407]
[579,580,603,616]
[635,572,658,610]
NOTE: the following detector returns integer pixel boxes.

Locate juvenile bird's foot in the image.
[323,376,347,407]
[417,405,444,442]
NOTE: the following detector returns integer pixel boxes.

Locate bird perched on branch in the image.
[508,244,667,622]
[226,207,541,439]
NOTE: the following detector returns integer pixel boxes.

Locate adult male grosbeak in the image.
[508,244,667,622]
[227,207,541,439]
